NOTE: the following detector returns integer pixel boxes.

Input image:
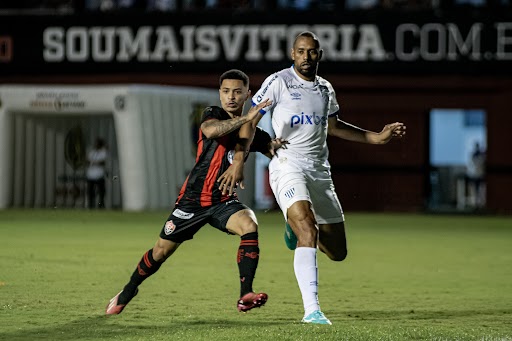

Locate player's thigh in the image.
[318,222,347,261]
[210,200,257,236]
[159,204,210,243]
[269,164,311,221]
[308,175,344,225]
[225,208,258,236]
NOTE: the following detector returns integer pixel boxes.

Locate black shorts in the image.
[159,199,250,243]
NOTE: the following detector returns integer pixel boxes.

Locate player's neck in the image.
[292,67,316,82]
[224,109,242,118]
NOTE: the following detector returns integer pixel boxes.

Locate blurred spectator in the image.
[2,0,509,13]
[466,141,486,209]
[381,0,432,9]
[0,0,74,11]
[204,0,257,10]
[345,0,379,9]
[276,0,337,10]
[86,137,109,209]
[147,0,176,11]
[277,0,313,9]
[85,0,176,11]
[85,0,138,11]
[455,0,485,5]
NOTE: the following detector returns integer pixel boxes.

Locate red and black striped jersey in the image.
[176,106,271,207]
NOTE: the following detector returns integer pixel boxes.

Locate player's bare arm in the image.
[201,100,272,139]
[201,116,253,139]
[218,136,288,196]
[218,131,251,196]
[216,100,273,195]
[327,116,406,144]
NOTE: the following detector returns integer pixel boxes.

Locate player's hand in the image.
[247,99,272,121]
[268,138,289,156]
[377,122,406,144]
[217,161,244,196]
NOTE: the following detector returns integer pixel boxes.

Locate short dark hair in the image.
[293,31,321,49]
[95,138,106,148]
[219,69,250,88]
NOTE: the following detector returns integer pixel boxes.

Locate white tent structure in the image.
[0,84,223,211]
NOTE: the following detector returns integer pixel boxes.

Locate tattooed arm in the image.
[200,100,272,139]
[201,115,253,139]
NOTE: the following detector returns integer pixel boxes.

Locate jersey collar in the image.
[290,65,318,87]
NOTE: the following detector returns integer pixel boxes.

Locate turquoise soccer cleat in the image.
[301,310,332,325]
[284,222,297,250]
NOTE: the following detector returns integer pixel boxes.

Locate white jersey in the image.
[86,148,108,180]
[252,66,339,163]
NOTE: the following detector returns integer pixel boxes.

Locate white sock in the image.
[294,247,320,316]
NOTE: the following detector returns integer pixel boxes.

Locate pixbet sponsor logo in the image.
[290,112,327,128]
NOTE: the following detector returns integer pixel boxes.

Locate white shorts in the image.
[268,153,344,224]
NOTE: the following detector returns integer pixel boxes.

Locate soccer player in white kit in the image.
[220,31,406,325]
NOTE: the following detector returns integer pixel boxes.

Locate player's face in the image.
[291,36,322,81]
[219,79,250,117]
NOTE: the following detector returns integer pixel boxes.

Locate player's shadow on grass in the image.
[328,308,512,321]
[0,314,290,340]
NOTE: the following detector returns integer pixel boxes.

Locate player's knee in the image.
[153,238,179,261]
[240,221,258,235]
[297,226,318,243]
[321,243,347,261]
[330,248,347,262]
[292,216,318,246]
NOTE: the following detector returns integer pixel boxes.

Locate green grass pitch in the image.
[0,209,511,340]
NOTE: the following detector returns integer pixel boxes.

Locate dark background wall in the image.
[1,7,512,213]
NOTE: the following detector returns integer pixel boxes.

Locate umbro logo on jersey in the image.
[172,209,194,219]
[290,92,301,100]
[290,112,327,128]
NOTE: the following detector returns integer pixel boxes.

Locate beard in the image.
[296,63,317,80]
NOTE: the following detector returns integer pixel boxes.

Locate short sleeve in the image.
[327,82,340,118]
[201,106,223,123]
[251,73,281,115]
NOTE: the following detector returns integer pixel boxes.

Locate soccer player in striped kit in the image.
[106,69,287,315]
[229,31,406,324]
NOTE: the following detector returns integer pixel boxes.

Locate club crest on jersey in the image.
[227,150,235,164]
[172,209,194,219]
[164,220,176,235]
